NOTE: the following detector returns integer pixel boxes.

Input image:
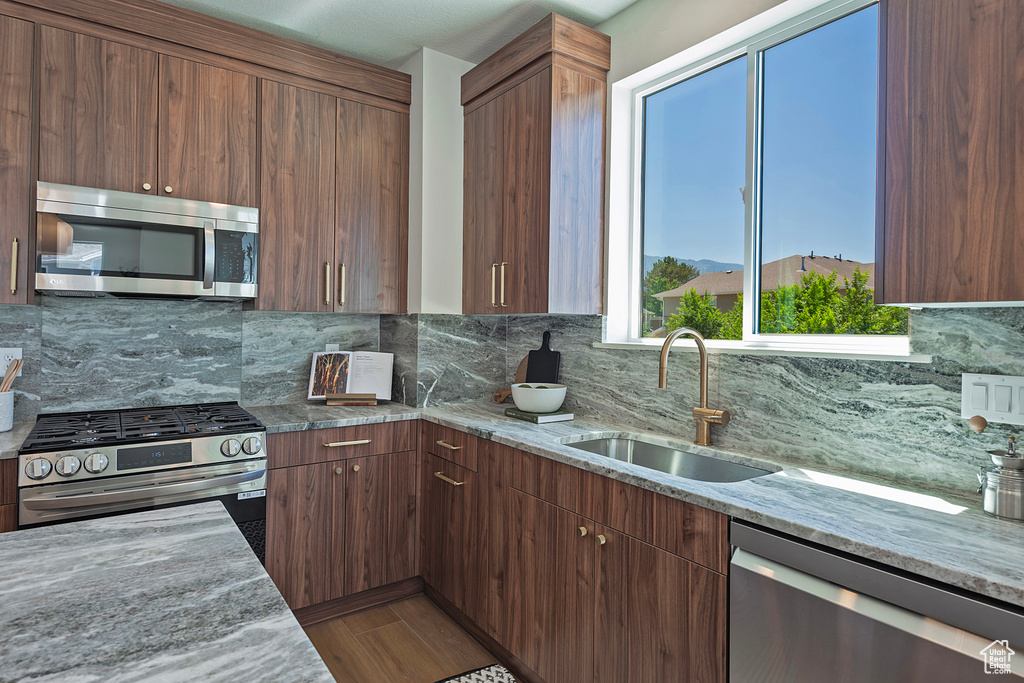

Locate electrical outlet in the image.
[0,348,22,376]
[325,343,340,352]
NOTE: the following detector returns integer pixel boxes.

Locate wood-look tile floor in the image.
[304,596,497,683]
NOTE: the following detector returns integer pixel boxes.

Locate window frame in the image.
[612,0,910,357]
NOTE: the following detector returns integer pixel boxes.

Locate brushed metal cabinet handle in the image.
[324,262,331,305]
[10,238,17,294]
[340,263,346,306]
[491,263,498,308]
[435,439,462,451]
[434,471,465,487]
[500,261,507,307]
[164,185,173,194]
[142,182,152,191]
[202,221,215,289]
[323,439,371,448]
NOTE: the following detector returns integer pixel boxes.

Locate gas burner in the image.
[19,402,264,455]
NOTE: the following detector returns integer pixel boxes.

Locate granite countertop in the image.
[6,400,1023,611]
[0,502,333,682]
[248,400,1024,610]
[0,421,33,460]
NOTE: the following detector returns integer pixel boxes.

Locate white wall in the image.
[597,0,786,83]
[400,48,475,313]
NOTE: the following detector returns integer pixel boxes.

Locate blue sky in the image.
[642,3,879,268]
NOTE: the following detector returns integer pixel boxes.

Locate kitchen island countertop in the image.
[0,502,333,682]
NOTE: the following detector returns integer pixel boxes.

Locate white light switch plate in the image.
[0,348,22,376]
[962,373,1024,426]
[325,343,340,352]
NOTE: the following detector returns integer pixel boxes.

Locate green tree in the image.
[642,257,700,325]
[665,289,724,339]
[665,266,908,339]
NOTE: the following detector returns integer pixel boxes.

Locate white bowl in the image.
[511,383,566,413]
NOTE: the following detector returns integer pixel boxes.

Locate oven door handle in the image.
[21,468,265,510]
[203,220,215,289]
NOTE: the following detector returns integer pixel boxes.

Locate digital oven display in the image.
[116,442,192,471]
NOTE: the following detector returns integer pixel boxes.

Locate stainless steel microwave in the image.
[35,182,258,299]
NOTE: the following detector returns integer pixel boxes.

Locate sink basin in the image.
[568,437,771,483]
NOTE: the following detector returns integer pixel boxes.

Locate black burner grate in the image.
[19,402,264,454]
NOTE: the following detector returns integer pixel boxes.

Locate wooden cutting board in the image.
[493,355,528,404]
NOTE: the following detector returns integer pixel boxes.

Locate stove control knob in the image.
[242,437,263,455]
[25,458,52,480]
[55,455,81,477]
[83,453,109,474]
[220,439,241,457]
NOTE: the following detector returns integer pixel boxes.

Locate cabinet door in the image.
[266,461,344,609]
[506,489,594,683]
[0,15,33,305]
[38,26,158,195]
[386,450,418,584]
[879,0,1024,303]
[420,454,479,615]
[257,80,336,311]
[159,55,256,206]
[463,95,505,314]
[342,454,388,595]
[336,99,409,313]
[501,69,551,315]
[595,526,697,683]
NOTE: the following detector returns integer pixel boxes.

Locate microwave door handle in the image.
[203,220,215,289]
[21,468,265,510]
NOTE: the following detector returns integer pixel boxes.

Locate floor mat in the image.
[434,664,517,682]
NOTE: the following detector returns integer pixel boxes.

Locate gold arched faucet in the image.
[659,327,731,446]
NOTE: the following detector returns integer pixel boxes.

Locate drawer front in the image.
[512,448,727,573]
[268,420,416,468]
[424,422,479,472]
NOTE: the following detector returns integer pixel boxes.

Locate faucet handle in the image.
[693,406,730,426]
[1008,435,1017,456]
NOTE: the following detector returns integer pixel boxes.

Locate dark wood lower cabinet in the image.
[266,461,340,609]
[507,489,595,683]
[266,450,417,610]
[420,453,480,618]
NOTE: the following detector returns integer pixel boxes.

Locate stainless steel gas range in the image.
[16,402,268,563]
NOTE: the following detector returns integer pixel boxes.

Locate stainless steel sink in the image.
[568,437,771,483]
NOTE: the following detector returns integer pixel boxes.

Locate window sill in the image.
[594,337,931,363]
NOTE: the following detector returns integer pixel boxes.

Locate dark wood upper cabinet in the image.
[336,99,409,313]
[877,0,1024,304]
[463,94,505,314]
[38,26,159,195]
[256,80,336,312]
[158,55,256,206]
[0,15,34,305]
[462,14,608,315]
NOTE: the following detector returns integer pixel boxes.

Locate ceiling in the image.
[157,0,636,69]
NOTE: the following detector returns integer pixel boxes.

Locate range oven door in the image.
[19,459,267,563]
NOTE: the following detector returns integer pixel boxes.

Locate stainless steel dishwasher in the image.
[730,521,1024,682]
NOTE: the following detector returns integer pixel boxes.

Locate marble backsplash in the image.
[0,299,381,417]
[2,297,1021,495]
[506,310,1024,495]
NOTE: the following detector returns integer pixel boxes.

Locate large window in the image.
[633,1,907,349]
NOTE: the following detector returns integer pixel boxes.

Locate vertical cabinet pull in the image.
[500,261,507,307]
[10,238,18,295]
[491,263,498,308]
[339,263,346,306]
[324,262,331,305]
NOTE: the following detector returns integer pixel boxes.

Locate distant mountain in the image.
[644,255,743,276]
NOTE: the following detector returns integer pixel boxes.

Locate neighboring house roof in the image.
[654,254,874,299]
